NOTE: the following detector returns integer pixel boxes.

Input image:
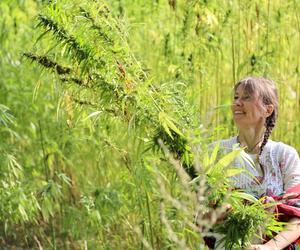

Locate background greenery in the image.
[0,0,299,249]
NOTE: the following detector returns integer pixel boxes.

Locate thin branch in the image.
[23,52,71,75]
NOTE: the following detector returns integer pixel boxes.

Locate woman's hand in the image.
[282,192,299,200]
[215,203,232,223]
[247,244,278,250]
[206,201,232,224]
[262,196,276,213]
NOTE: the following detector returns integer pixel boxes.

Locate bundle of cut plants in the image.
[214,192,284,250]
[199,148,284,250]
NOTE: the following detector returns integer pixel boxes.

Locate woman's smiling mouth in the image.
[234,111,245,115]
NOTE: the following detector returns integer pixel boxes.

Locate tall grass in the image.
[119,0,300,147]
[0,0,299,249]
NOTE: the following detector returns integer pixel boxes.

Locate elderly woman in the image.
[216,77,300,250]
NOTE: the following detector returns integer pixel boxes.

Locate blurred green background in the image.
[0,0,299,249]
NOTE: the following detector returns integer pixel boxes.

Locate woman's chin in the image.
[233,120,249,129]
[233,117,246,124]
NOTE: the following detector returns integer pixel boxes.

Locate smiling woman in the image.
[232,77,277,135]
[212,77,300,250]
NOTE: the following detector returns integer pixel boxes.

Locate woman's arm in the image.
[250,217,300,250]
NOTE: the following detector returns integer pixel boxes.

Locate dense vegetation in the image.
[0,0,299,249]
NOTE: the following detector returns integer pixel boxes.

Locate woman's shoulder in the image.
[267,139,297,151]
[267,139,299,158]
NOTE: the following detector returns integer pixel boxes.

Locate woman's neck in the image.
[238,127,265,154]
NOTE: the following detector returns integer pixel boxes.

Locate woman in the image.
[218,76,300,249]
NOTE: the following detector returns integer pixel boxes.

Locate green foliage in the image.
[0,0,299,249]
[197,144,283,249]
[24,0,198,181]
[0,105,41,241]
[215,201,283,250]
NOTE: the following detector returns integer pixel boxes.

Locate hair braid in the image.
[260,113,276,155]
[258,112,276,176]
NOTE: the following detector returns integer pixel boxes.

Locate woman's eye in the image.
[234,96,239,100]
[242,95,251,100]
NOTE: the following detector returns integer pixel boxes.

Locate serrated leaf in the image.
[18,205,29,221]
[225,168,245,177]
[202,151,210,169]
[231,191,258,203]
[209,142,220,165]
[158,112,183,139]
[207,149,241,176]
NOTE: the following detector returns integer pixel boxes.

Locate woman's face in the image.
[231,85,272,129]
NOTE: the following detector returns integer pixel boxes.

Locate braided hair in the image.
[234,77,278,177]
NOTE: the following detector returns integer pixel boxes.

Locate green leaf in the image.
[206,148,241,176]
[225,168,245,177]
[231,191,258,203]
[158,111,184,139]
[209,142,220,165]
[18,204,29,221]
[83,110,102,121]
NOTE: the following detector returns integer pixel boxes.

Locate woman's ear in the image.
[265,104,274,117]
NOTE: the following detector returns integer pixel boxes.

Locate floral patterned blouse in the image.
[218,136,300,198]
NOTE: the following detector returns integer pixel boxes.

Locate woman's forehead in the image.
[235,83,258,96]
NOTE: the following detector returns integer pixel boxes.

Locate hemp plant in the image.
[24,0,198,179]
[20,0,284,248]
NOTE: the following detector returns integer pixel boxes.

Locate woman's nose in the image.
[234,98,243,106]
